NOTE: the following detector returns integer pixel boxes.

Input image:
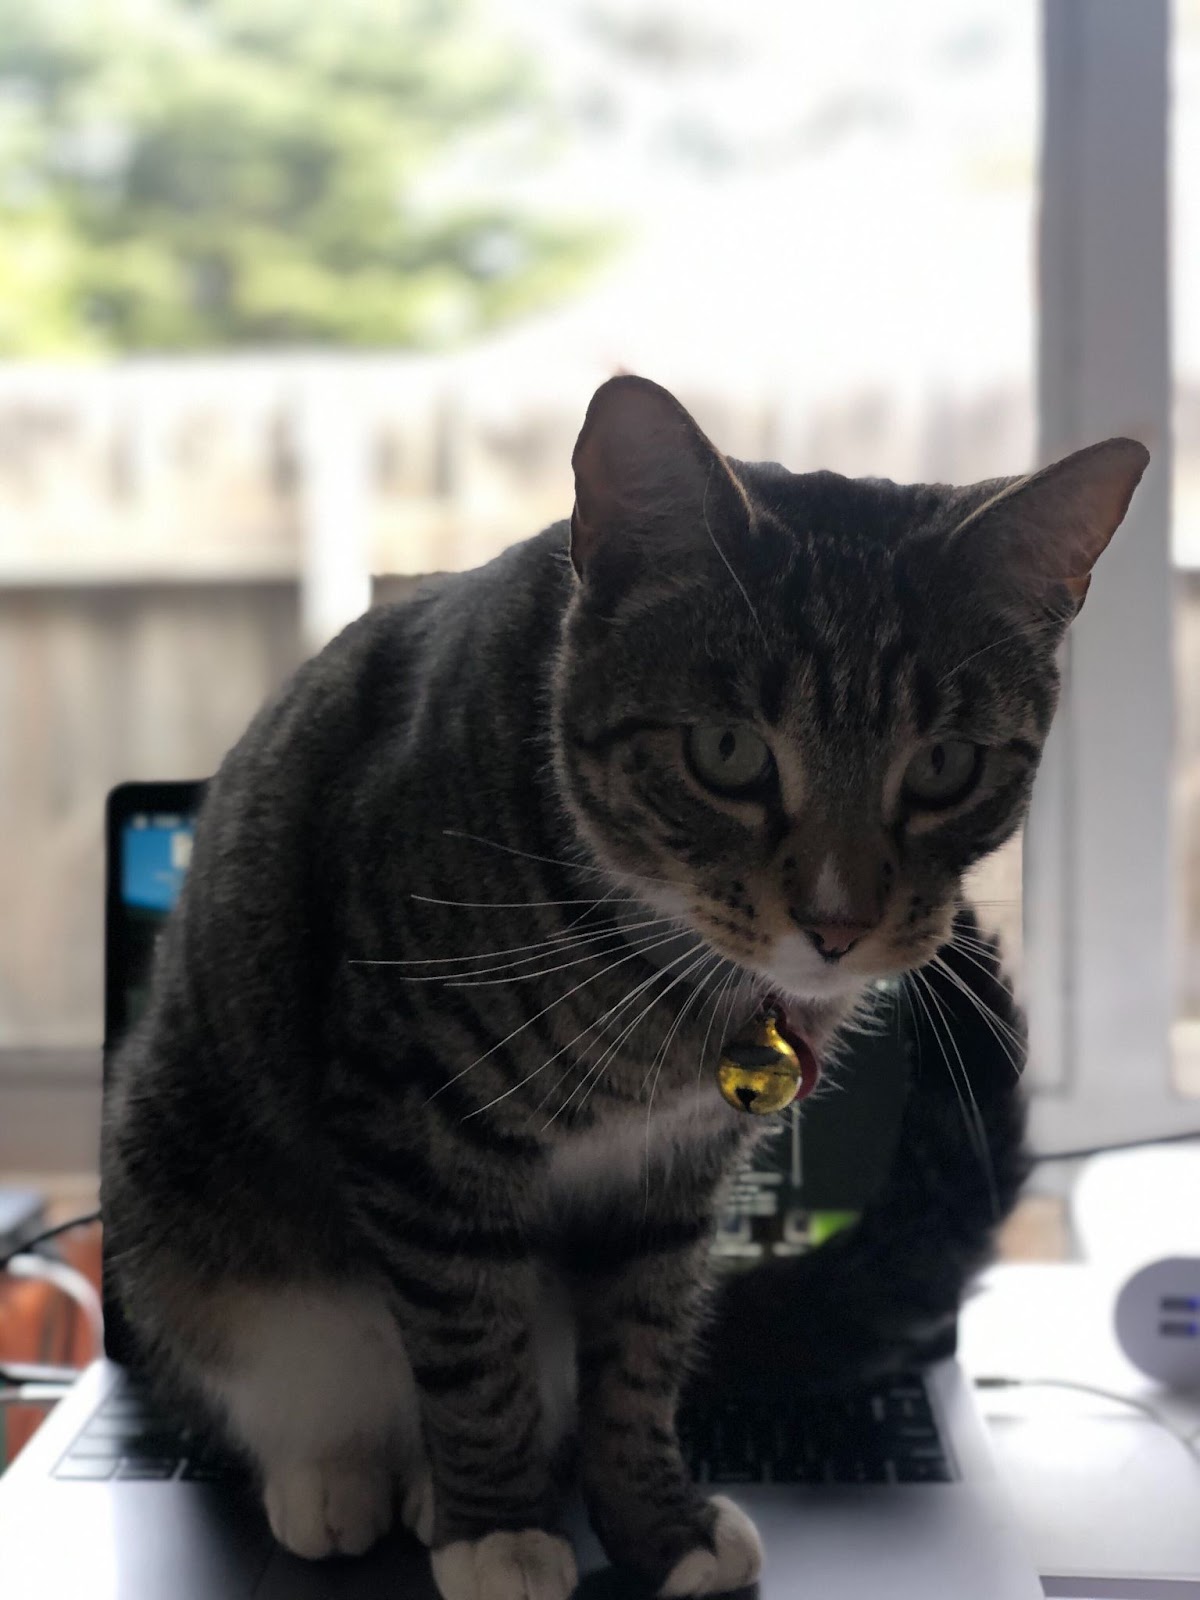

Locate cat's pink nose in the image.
[800,922,874,960]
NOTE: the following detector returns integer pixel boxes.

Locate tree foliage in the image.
[0,0,601,354]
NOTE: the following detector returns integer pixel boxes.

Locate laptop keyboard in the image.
[56,1372,953,1488]
[679,1372,957,1485]
[54,1387,242,1483]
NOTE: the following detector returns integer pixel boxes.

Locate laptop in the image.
[0,779,1042,1599]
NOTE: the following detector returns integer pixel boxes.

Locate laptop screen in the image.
[113,810,196,1036]
[105,782,206,1052]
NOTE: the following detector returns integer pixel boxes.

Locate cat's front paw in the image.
[431,1529,577,1600]
[658,1497,762,1597]
[263,1459,393,1559]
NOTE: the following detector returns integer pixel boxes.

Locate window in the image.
[6,1,1190,1183]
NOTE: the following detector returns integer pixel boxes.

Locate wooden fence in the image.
[0,357,1195,1046]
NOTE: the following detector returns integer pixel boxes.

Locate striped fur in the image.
[103,377,1145,1597]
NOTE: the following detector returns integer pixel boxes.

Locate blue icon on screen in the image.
[121,823,194,913]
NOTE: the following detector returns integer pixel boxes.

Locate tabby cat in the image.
[104,375,1146,1600]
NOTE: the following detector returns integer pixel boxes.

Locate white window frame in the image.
[1024,0,1189,1151]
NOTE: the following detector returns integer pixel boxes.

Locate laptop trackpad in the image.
[2,1482,273,1600]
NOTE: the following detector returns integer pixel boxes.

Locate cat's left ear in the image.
[570,374,750,593]
[949,437,1149,615]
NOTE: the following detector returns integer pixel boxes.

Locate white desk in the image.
[961,1264,1200,1597]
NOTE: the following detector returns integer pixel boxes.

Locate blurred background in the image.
[0,1,1194,1217]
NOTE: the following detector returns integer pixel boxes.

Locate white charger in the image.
[1114,1257,1200,1388]
[1071,1148,1200,1388]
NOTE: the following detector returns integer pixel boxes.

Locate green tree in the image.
[0,0,601,354]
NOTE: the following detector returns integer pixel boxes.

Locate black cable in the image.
[1032,1128,1200,1164]
[0,1209,101,1273]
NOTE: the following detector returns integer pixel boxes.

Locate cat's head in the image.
[552,375,1147,1040]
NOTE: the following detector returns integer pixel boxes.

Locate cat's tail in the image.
[697,903,1029,1394]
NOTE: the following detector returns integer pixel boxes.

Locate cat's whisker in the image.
[440,927,699,1110]
[447,923,679,987]
[936,613,1064,687]
[837,985,893,1039]
[440,827,669,888]
[946,928,1003,952]
[560,879,628,936]
[946,940,1013,977]
[639,949,720,1099]
[701,461,767,643]
[569,948,713,1118]
[949,944,1020,987]
[533,949,691,1119]
[950,923,1014,951]
[695,961,738,1090]
[929,965,1025,1085]
[467,949,689,1124]
[905,969,966,1122]
[943,940,1028,1037]
[541,942,708,1129]
[934,948,1026,1064]
[909,968,1000,1220]
[410,893,640,910]
[354,915,672,972]
[642,952,721,1216]
[908,960,998,1190]
[719,967,746,1057]
[568,972,687,1127]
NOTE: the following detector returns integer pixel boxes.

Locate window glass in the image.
[0,0,1036,1046]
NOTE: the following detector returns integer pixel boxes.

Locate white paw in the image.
[658,1497,763,1597]
[432,1528,577,1600]
[263,1460,393,1559]
[399,1465,435,1547]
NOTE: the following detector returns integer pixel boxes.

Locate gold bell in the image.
[717,1011,803,1115]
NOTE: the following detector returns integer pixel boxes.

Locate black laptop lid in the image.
[103,781,206,1363]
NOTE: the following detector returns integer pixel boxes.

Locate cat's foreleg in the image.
[187,1281,425,1559]
[573,1220,763,1596]
[387,1256,577,1600]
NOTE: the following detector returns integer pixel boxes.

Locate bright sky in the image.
[475,0,1038,426]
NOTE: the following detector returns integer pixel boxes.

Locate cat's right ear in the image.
[570,375,748,593]
[948,437,1150,618]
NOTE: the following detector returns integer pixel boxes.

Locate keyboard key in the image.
[682,1371,957,1486]
[68,1436,127,1459]
[825,1454,889,1484]
[98,1395,158,1420]
[117,1458,179,1481]
[894,1443,948,1463]
[895,1457,953,1483]
[54,1457,118,1481]
[181,1459,233,1482]
[81,1414,152,1439]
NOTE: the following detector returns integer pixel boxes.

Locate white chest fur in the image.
[544,1083,734,1215]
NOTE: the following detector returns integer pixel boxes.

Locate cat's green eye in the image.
[686,723,773,795]
[902,740,982,808]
